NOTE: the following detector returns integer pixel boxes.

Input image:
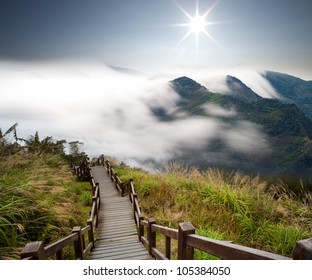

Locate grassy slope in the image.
[113,161,312,259]
[0,152,92,259]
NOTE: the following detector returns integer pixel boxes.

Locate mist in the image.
[0,61,270,169]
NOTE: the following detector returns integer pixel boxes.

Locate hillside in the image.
[226,75,261,102]
[264,71,312,120]
[112,160,312,258]
[0,138,92,259]
[151,76,312,177]
[1,123,311,259]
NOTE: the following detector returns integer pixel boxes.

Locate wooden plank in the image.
[98,223,136,230]
[97,226,137,232]
[151,224,178,240]
[89,166,151,260]
[97,222,135,228]
[97,230,137,236]
[91,246,148,256]
[97,225,135,231]
[96,232,136,238]
[186,234,290,260]
[98,216,133,221]
[93,244,143,253]
[93,243,143,252]
[95,236,139,245]
[99,225,136,231]
[95,235,139,243]
[89,250,151,260]
[91,251,150,260]
[293,238,312,259]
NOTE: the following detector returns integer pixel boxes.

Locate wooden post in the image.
[129,179,133,202]
[96,182,100,208]
[138,215,144,242]
[110,168,114,181]
[121,182,125,197]
[293,238,312,259]
[87,219,95,250]
[105,161,109,173]
[92,196,98,226]
[133,193,138,220]
[56,250,63,260]
[178,222,195,260]
[147,218,156,256]
[20,241,45,260]
[72,226,84,260]
[165,236,171,260]
[90,177,95,196]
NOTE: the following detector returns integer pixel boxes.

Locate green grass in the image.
[113,161,312,259]
[0,152,92,259]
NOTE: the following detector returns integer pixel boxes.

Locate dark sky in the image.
[0,0,311,77]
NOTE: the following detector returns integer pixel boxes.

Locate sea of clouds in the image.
[0,60,273,168]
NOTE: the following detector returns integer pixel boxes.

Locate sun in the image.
[173,0,220,49]
[189,15,206,33]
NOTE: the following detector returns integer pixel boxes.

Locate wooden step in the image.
[89,166,151,260]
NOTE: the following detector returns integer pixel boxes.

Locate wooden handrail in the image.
[44,233,78,259]
[102,156,312,260]
[186,234,290,260]
[73,156,91,181]
[21,157,100,260]
[22,155,311,260]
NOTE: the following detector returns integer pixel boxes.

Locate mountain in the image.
[153,76,312,176]
[264,71,312,120]
[226,75,261,102]
[107,65,145,76]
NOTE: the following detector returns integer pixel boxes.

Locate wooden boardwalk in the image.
[88,166,152,260]
[20,158,312,260]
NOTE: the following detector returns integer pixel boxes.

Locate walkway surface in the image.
[88,166,152,260]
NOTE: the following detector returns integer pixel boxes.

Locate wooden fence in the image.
[20,155,312,260]
[100,155,312,260]
[20,157,100,260]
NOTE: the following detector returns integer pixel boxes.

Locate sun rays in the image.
[173,0,221,50]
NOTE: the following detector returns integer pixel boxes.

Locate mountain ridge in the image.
[264,71,312,120]
[152,74,312,176]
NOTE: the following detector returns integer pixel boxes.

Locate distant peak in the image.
[107,65,145,76]
[226,75,261,102]
[171,76,208,91]
[170,76,210,100]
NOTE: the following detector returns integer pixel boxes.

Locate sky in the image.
[0,0,311,167]
[0,0,311,78]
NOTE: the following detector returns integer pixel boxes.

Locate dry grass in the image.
[114,161,312,258]
[0,152,92,259]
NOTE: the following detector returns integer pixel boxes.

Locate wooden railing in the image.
[100,156,312,260]
[21,155,312,260]
[20,157,100,260]
[73,156,91,181]
[101,156,129,197]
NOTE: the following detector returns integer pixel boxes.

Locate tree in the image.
[67,141,86,165]
[0,123,20,155]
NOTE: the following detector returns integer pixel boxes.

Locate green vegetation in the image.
[265,71,312,120]
[0,124,91,259]
[113,161,312,259]
[167,76,312,176]
[1,122,311,260]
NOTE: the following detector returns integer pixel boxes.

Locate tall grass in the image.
[0,152,92,259]
[0,171,32,248]
[113,161,312,258]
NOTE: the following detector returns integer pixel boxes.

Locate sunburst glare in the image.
[173,0,221,49]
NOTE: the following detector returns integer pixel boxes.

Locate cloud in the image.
[173,64,281,99]
[0,61,270,169]
[202,103,236,117]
